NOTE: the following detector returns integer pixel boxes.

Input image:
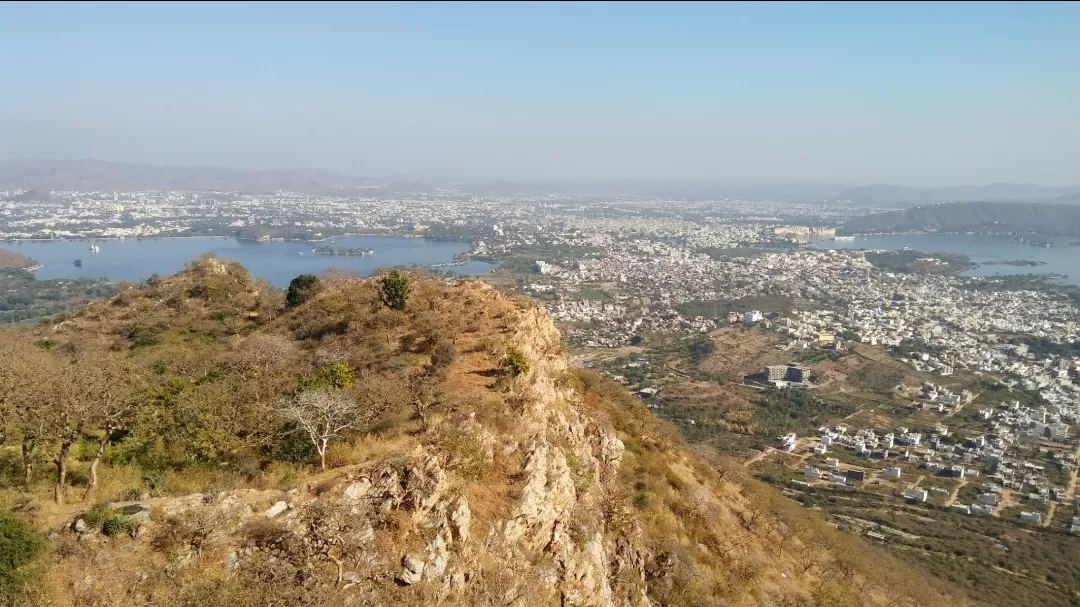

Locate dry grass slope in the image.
[0,256,961,607]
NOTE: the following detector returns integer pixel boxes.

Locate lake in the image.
[3,236,494,287]
[809,234,1080,286]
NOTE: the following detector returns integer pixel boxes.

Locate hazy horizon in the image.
[2,2,1078,186]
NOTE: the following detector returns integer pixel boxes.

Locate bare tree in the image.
[0,340,18,448]
[83,356,142,501]
[239,333,296,377]
[253,277,286,322]
[235,333,298,399]
[274,390,361,470]
[0,340,55,488]
[48,355,101,505]
[404,365,444,432]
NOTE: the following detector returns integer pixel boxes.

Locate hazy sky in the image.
[2,1,1078,185]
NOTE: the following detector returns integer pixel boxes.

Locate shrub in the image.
[151,512,219,555]
[634,492,652,510]
[127,324,164,347]
[300,362,355,391]
[243,519,290,550]
[265,422,318,463]
[101,513,135,537]
[380,270,410,311]
[0,514,45,603]
[285,274,320,307]
[501,347,530,377]
[445,431,489,482]
[79,503,114,529]
[431,340,455,369]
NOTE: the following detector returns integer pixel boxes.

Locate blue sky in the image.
[1,1,1078,185]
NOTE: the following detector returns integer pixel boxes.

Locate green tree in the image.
[0,514,44,605]
[380,270,410,311]
[285,274,321,307]
[686,335,716,364]
[301,363,355,391]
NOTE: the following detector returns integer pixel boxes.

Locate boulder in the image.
[425,534,448,579]
[450,497,471,543]
[106,501,153,525]
[396,554,424,585]
[342,479,372,502]
[264,501,288,518]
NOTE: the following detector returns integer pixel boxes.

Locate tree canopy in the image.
[380,270,410,311]
[286,274,321,307]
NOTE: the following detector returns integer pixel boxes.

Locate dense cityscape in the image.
[7,187,1079,599]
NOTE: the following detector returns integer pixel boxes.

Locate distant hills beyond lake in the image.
[840,201,1080,236]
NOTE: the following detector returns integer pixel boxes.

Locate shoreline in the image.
[3,232,430,244]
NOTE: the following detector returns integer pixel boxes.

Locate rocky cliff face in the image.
[41,280,953,607]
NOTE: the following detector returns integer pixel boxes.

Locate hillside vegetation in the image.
[0,256,957,607]
[840,201,1080,235]
[0,249,35,270]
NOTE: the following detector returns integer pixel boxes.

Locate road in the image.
[944,479,968,507]
[945,391,981,418]
[744,447,774,467]
[1043,440,1080,527]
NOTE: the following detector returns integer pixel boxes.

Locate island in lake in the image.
[310,246,375,257]
[864,250,977,275]
[1011,237,1055,248]
[982,260,1047,267]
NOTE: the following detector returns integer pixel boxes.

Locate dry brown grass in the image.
[9,269,967,607]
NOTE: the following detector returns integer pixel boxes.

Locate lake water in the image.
[808,234,1080,286]
[3,236,494,287]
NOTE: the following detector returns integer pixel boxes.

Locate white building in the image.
[778,433,797,451]
[903,487,928,502]
[882,467,902,480]
[1020,511,1042,523]
[743,310,764,325]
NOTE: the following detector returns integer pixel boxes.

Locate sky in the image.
[1,1,1079,186]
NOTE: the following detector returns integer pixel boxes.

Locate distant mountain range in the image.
[1,159,1078,203]
[0,159,387,195]
[840,201,1080,236]
[834,183,1080,206]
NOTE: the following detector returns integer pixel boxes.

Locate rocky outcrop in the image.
[116,298,647,606]
[35,269,958,607]
[397,554,425,585]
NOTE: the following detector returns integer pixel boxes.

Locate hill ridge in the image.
[1,258,957,606]
[840,200,1080,235]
